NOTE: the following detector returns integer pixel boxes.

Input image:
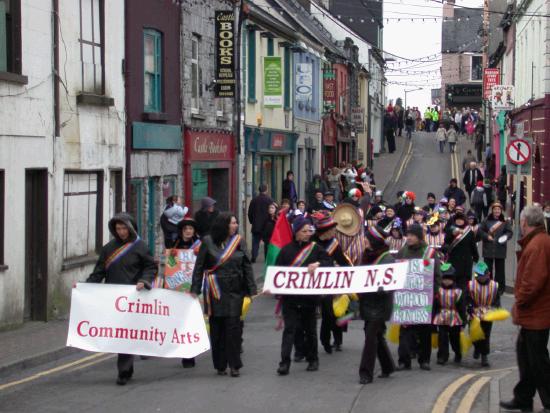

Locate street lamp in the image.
[404,88,423,110]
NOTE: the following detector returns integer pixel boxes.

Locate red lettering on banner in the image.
[194,333,200,343]
[364,269,378,287]
[307,271,323,289]
[115,296,127,312]
[114,296,170,317]
[273,271,285,288]
[286,271,300,289]
[383,268,394,285]
[341,271,353,289]
[322,272,334,289]
[77,320,90,336]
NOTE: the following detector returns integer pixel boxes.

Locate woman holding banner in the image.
[191,213,257,378]
[87,213,157,386]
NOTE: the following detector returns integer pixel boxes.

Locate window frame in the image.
[143,28,163,113]
[78,0,105,95]
[0,0,22,76]
[191,34,200,114]
[470,55,483,82]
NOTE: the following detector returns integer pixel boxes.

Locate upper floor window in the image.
[79,0,104,94]
[191,35,201,113]
[0,0,21,74]
[470,55,483,81]
[144,29,162,113]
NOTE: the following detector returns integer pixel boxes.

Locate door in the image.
[192,168,208,212]
[209,169,229,212]
[25,170,48,321]
[109,170,123,218]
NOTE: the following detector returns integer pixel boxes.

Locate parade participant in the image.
[397,191,416,224]
[322,190,337,212]
[333,203,366,265]
[87,213,157,385]
[467,210,480,241]
[194,196,219,237]
[160,195,188,248]
[425,213,446,251]
[434,263,465,365]
[312,212,353,354]
[296,200,307,216]
[191,213,257,378]
[366,205,384,228]
[478,202,513,295]
[282,171,298,207]
[438,197,449,209]
[410,207,427,229]
[394,191,405,210]
[387,219,405,252]
[309,190,326,213]
[169,216,202,368]
[343,188,362,208]
[443,212,479,290]
[396,223,441,371]
[307,174,329,207]
[262,203,278,259]
[447,198,458,216]
[373,190,388,207]
[358,226,396,384]
[276,216,331,375]
[326,167,343,203]
[280,198,292,211]
[378,205,397,231]
[423,193,438,214]
[467,262,499,367]
[444,179,467,206]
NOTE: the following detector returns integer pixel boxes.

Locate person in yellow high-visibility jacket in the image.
[424,108,432,132]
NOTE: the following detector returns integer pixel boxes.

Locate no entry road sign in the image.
[506,138,531,165]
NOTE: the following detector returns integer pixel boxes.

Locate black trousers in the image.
[473,321,493,356]
[320,297,343,347]
[398,324,433,366]
[359,320,395,380]
[281,302,318,365]
[513,328,550,408]
[437,325,461,361]
[117,354,134,379]
[473,204,484,222]
[209,316,243,371]
[294,321,305,358]
[484,257,506,294]
[386,130,396,153]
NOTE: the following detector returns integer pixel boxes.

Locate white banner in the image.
[263,261,408,295]
[67,284,210,358]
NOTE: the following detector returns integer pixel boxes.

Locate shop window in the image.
[63,171,103,261]
[247,29,256,102]
[0,170,4,266]
[267,38,274,56]
[79,0,104,94]
[191,35,201,113]
[144,29,162,113]
[0,0,23,76]
[470,55,483,81]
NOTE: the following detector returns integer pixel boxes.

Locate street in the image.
[0,133,531,413]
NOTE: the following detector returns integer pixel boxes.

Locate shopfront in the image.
[244,127,298,202]
[184,128,235,213]
[337,121,354,165]
[322,114,337,170]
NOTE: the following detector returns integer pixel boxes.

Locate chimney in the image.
[296,0,311,12]
[443,0,455,18]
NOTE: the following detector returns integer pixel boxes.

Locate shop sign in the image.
[186,130,233,161]
[491,85,514,111]
[323,71,336,111]
[351,107,365,133]
[264,57,283,108]
[295,63,313,108]
[215,10,236,98]
[483,68,500,100]
[271,133,285,149]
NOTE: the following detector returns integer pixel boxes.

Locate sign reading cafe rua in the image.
[215,10,235,98]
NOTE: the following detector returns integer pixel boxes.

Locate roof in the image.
[441,8,484,53]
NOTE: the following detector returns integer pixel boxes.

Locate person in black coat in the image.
[87,213,157,385]
[463,162,484,202]
[443,212,480,290]
[194,197,219,237]
[247,184,274,263]
[397,191,416,226]
[262,203,278,259]
[282,171,298,206]
[191,213,257,377]
[444,179,467,206]
[358,226,396,384]
[275,215,332,376]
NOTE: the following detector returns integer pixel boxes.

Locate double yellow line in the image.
[394,140,414,185]
[450,147,461,187]
[0,352,114,392]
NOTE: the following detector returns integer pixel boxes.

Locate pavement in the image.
[0,133,542,412]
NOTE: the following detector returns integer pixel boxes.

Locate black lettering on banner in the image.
[215,10,236,98]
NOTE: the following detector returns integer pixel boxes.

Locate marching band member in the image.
[425,213,446,251]
[387,218,405,253]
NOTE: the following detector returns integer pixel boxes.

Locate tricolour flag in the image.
[264,209,293,276]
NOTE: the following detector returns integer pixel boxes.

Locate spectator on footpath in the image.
[282,171,298,207]
[307,174,328,207]
[447,124,457,153]
[462,150,477,172]
[262,203,278,260]
[247,184,274,263]
[444,179,467,207]
[86,213,157,385]
[500,205,550,413]
[326,167,343,203]
[160,195,188,248]
[436,125,447,153]
[194,196,219,238]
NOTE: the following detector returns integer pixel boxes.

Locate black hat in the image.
[406,223,424,240]
[177,216,197,231]
[427,192,436,199]
[324,190,334,197]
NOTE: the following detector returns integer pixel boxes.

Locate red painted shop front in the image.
[322,115,337,170]
[184,128,235,213]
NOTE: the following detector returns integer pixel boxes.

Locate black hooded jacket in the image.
[87,213,157,288]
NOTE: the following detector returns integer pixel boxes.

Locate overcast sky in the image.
[383,0,483,110]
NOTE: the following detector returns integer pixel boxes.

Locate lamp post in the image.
[404,87,423,110]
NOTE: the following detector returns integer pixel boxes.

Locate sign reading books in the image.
[215,10,236,98]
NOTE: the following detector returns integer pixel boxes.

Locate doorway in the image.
[25,169,48,321]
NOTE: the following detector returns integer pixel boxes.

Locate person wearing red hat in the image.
[312,212,353,354]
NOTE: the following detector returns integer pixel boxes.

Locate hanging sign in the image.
[483,68,500,99]
[323,71,336,111]
[295,63,313,108]
[491,85,514,111]
[352,107,365,132]
[264,56,283,108]
[215,10,236,98]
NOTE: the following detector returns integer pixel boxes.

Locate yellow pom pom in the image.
[469,317,485,342]
[460,331,472,355]
[386,323,400,344]
[333,294,350,318]
[431,332,439,349]
[241,296,252,318]
[483,308,510,322]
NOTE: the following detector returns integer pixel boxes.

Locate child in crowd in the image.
[387,219,405,253]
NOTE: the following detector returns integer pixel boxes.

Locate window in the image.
[79,0,104,94]
[144,29,162,112]
[191,35,201,113]
[0,0,21,74]
[63,171,103,261]
[215,98,224,117]
[0,170,4,266]
[247,29,256,102]
[470,55,483,81]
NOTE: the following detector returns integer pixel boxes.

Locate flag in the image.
[264,209,293,274]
